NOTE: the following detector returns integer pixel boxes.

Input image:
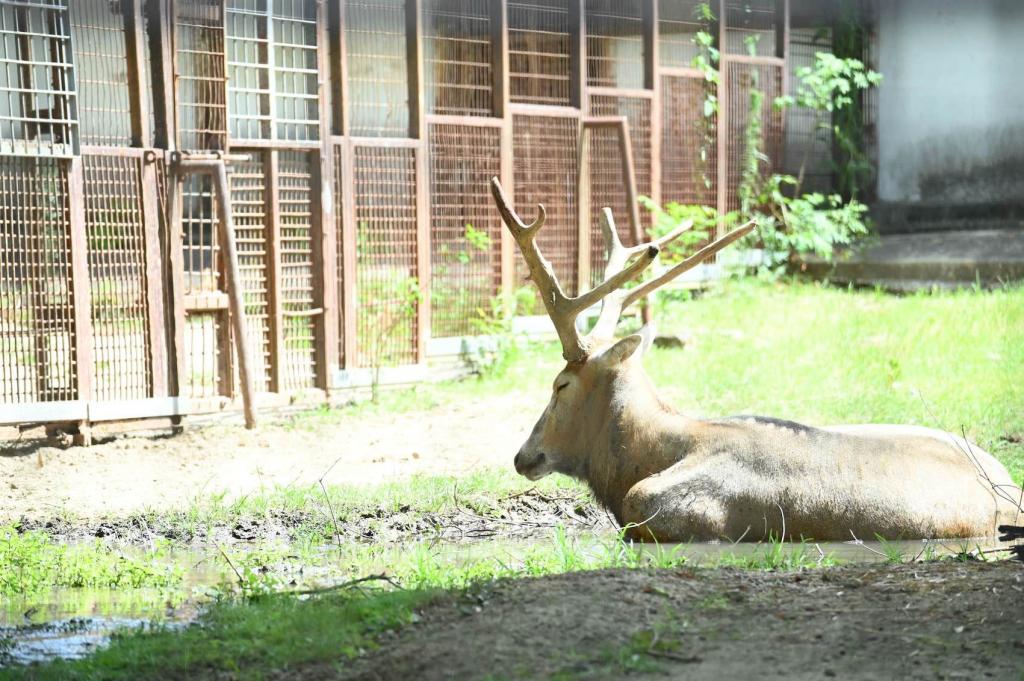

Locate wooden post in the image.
[124,0,152,148]
[407,0,430,363]
[330,0,349,136]
[141,153,169,397]
[340,140,358,368]
[67,157,93,406]
[315,1,339,392]
[576,124,591,293]
[265,149,285,392]
[569,0,586,110]
[210,162,257,428]
[645,0,661,216]
[147,0,177,151]
[715,0,728,238]
[492,0,515,298]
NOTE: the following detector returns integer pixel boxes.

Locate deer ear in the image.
[603,334,643,365]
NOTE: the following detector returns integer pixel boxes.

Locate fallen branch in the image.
[292,573,403,597]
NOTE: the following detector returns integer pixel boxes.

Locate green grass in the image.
[0,527,182,597]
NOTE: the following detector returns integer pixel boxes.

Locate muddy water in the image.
[0,536,1001,667]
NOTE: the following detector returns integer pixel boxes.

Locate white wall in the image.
[877,0,1024,203]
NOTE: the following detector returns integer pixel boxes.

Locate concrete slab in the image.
[801,229,1024,291]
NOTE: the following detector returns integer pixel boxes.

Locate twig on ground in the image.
[292,573,403,596]
[216,543,243,585]
[847,530,886,557]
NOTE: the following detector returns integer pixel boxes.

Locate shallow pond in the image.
[0,535,1001,667]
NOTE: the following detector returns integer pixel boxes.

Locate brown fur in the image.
[513,337,1020,542]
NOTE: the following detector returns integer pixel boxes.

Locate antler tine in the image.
[490,176,545,237]
[491,179,660,362]
[622,220,757,310]
[589,213,694,340]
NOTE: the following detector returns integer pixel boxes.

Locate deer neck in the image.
[582,368,694,521]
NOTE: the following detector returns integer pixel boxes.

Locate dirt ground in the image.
[0,389,542,522]
[292,560,1024,681]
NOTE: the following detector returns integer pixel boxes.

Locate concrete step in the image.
[801,229,1024,291]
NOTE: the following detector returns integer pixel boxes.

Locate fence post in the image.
[715,0,728,239]
[67,157,94,410]
[407,0,430,363]
[124,0,152,148]
[315,2,339,392]
[645,0,662,215]
[141,154,169,397]
[492,0,515,299]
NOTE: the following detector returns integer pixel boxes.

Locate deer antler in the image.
[491,177,755,360]
[490,178,659,362]
[588,212,756,340]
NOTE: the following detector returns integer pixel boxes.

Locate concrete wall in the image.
[877,0,1024,205]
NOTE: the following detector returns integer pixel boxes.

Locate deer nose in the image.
[514,452,522,471]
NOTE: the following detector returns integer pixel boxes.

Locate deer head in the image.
[490,178,754,484]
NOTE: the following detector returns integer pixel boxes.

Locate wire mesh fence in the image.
[661,73,716,206]
[69,0,132,148]
[508,0,571,106]
[176,0,228,151]
[725,60,783,212]
[658,0,706,69]
[513,112,578,296]
[353,144,419,367]
[585,0,644,89]
[82,153,151,401]
[428,122,502,337]
[423,0,493,117]
[278,150,317,389]
[228,151,272,392]
[346,0,409,137]
[0,0,78,157]
[0,156,76,403]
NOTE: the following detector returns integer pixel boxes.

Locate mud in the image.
[288,560,1024,681]
[12,488,612,547]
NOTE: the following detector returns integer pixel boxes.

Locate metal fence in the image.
[0,0,826,431]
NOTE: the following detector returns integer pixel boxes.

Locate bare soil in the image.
[0,390,541,523]
[291,560,1024,681]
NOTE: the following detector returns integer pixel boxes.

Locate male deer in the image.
[491,177,1019,542]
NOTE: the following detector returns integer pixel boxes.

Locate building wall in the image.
[877,0,1024,205]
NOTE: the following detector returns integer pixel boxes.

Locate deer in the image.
[490,177,1020,542]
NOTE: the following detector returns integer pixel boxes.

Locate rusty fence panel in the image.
[427,120,502,338]
[81,153,153,401]
[351,142,420,367]
[0,157,78,403]
[277,149,318,389]
[724,59,783,212]
[512,110,579,297]
[587,93,652,284]
[508,0,571,106]
[660,72,716,208]
[227,152,273,392]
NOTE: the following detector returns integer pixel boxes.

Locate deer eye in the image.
[555,382,569,393]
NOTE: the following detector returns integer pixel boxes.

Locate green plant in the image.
[362,275,422,402]
[775,51,882,197]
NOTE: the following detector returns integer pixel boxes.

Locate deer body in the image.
[491,178,1020,542]
[538,347,1018,541]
